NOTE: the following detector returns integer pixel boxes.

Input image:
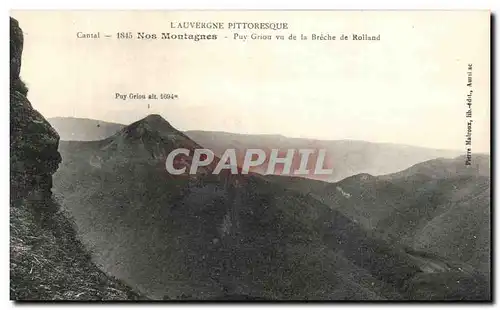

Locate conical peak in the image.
[144,114,165,121]
[140,114,169,125]
[131,114,175,131]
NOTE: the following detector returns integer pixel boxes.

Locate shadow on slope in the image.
[53,115,421,300]
[53,115,490,301]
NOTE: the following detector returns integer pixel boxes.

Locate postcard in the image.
[10,10,491,301]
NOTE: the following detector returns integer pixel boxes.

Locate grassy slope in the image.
[54,151,423,300]
[10,191,145,301]
[48,119,490,300]
[265,171,491,276]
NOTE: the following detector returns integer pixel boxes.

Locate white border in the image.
[3,0,499,10]
[2,1,498,310]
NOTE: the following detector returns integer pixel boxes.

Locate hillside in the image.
[53,114,489,300]
[378,155,491,275]
[266,155,491,278]
[10,16,144,301]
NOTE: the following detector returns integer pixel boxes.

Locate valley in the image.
[51,114,491,300]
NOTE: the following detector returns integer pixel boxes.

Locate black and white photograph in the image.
[9,10,491,301]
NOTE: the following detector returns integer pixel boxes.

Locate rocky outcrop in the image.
[10,17,61,202]
[10,17,145,301]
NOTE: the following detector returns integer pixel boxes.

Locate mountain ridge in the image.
[53,113,490,300]
[49,116,465,182]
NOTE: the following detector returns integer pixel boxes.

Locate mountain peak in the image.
[138,114,172,127]
[124,114,176,136]
[102,113,178,146]
[101,113,201,159]
[143,113,166,121]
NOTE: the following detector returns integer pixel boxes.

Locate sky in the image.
[11,10,491,152]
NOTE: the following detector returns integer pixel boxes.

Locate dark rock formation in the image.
[10,17,145,301]
[10,17,61,201]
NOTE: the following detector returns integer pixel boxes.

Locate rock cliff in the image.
[10,16,144,300]
[10,16,61,202]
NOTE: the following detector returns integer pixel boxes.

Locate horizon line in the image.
[47,115,490,154]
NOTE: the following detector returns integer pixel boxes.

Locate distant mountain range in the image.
[52,114,490,300]
[48,117,125,141]
[49,117,463,182]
